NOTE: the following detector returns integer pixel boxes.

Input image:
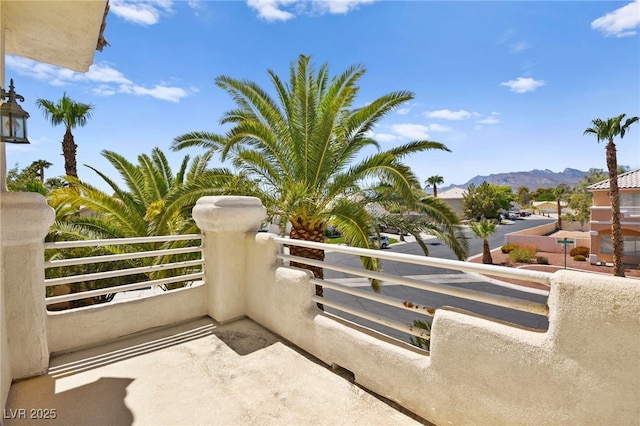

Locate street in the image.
[322,216,556,344]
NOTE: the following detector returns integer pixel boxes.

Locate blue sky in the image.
[5,0,640,191]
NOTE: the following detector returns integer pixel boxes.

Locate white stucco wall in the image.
[0,264,10,411]
[245,232,640,425]
[47,284,208,354]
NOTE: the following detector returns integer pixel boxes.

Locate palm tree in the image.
[46,147,239,299]
[35,93,94,178]
[172,54,466,294]
[425,175,444,197]
[554,184,571,230]
[470,219,497,264]
[32,159,53,183]
[584,114,639,277]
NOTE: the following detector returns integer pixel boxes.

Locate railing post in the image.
[192,196,266,323]
[0,192,55,379]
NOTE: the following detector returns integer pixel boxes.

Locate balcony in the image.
[1,194,639,425]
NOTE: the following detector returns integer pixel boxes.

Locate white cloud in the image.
[424,109,473,120]
[510,41,531,53]
[246,0,375,22]
[500,77,545,93]
[110,0,174,25]
[315,0,376,14]
[477,116,500,125]
[591,1,640,38]
[128,84,189,103]
[428,123,451,132]
[396,108,411,115]
[391,124,430,140]
[6,56,191,103]
[247,0,297,21]
[373,133,402,143]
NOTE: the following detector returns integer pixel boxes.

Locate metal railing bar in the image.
[45,246,203,269]
[45,259,204,287]
[45,273,204,305]
[274,237,552,285]
[44,234,202,249]
[311,295,430,340]
[280,253,549,317]
[312,278,436,317]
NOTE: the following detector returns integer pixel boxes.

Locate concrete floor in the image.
[5,317,425,426]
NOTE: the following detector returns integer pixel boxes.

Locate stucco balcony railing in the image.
[1,195,639,425]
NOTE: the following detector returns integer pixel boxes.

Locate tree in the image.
[462,182,514,220]
[470,219,497,264]
[554,183,572,230]
[172,54,466,294]
[566,169,607,225]
[584,114,639,277]
[6,160,62,194]
[425,175,444,197]
[46,147,239,307]
[32,159,53,182]
[35,93,94,178]
[516,186,532,206]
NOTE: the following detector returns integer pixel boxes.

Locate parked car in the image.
[519,211,531,217]
[369,235,389,249]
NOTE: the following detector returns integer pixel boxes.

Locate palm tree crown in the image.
[173,54,466,290]
[584,113,638,277]
[425,175,444,197]
[36,93,94,178]
[470,219,497,264]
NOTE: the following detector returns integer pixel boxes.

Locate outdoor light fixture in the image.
[0,79,30,144]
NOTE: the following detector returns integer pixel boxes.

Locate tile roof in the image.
[588,169,640,190]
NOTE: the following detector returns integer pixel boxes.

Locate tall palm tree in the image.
[32,159,53,183]
[35,93,94,178]
[584,114,638,277]
[172,54,466,294]
[425,175,444,197]
[554,183,571,230]
[470,219,497,264]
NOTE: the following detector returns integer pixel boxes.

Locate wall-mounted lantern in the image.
[0,79,30,144]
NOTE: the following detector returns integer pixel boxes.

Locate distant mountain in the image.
[439,168,587,193]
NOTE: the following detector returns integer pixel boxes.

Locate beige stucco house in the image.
[588,168,640,265]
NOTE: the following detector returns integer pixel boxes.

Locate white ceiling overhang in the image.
[2,0,108,72]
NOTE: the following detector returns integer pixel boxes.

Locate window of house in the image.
[600,235,640,257]
[620,192,640,208]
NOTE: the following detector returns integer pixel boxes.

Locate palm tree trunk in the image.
[482,239,493,264]
[433,184,437,198]
[556,199,562,230]
[606,140,625,277]
[62,127,78,178]
[289,220,325,308]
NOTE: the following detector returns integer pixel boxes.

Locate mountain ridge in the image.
[438,168,587,193]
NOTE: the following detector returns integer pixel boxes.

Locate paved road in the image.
[322,216,556,345]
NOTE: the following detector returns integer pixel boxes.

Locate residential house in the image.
[588,168,640,265]
[438,187,466,217]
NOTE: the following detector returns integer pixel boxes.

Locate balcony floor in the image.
[5,317,424,425]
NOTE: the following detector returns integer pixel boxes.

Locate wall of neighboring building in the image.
[589,189,640,265]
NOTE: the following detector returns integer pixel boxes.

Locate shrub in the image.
[573,255,586,261]
[569,246,590,257]
[501,243,518,253]
[509,245,537,263]
[536,256,549,265]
